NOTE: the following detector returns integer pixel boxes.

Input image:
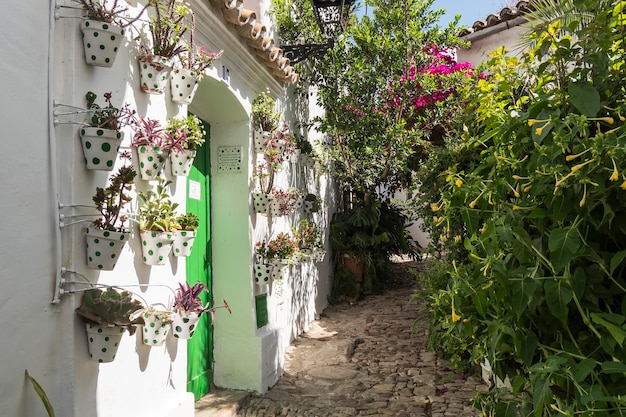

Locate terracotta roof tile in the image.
[211,0,299,83]
[459,1,534,37]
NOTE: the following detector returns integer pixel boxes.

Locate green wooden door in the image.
[186,119,212,400]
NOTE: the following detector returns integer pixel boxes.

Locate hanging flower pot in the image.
[85,324,125,363]
[135,145,167,180]
[303,194,321,214]
[312,248,326,263]
[171,310,200,339]
[285,149,301,164]
[270,262,287,281]
[169,149,196,176]
[138,55,173,94]
[252,192,272,214]
[140,311,172,346]
[80,20,125,67]
[79,127,123,171]
[139,230,174,265]
[254,130,272,153]
[85,227,128,270]
[170,68,202,104]
[269,138,285,154]
[269,198,283,217]
[172,230,196,257]
[254,263,274,285]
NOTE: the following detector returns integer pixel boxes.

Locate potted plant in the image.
[303,193,322,214]
[75,287,144,362]
[74,0,149,67]
[138,0,192,94]
[251,150,283,214]
[85,152,136,270]
[253,240,275,285]
[252,90,280,152]
[171,282,232,338]
[131,304,173,346]
[268,187,299,217]
[137,179,179,265]
[293,219,321,258]
[129,116,172,180]
[166,115,205,176]
[172,212,198,257]
[170,13,224,104]
[80,91,134,171]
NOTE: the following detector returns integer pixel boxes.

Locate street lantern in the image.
[281,0,354,64]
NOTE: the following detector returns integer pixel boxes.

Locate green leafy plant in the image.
[415,1,626,414]
[175,212,199,231]
[293,219,323,250]
[24,370,55,417]
[255,232,298,263]
[137,179,179,231]
[179,13,223,74]
[75,287,145,334]
[85,91,135,131]
[91,152,136,232]
[144,0,192,59]
[166,115,206,151]
[252,90,280,132]
[73,0,148,27]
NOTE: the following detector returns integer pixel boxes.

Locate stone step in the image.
[195,387,250,417]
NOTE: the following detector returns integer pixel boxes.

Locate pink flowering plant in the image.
[270,187,299,216]
[255,232,298,263]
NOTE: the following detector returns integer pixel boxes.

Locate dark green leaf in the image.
[568,81,601,117]
[600,361,626,374]
[591,313,626,345]
[544,279,573,321]
[548,227,582,271]
[610,250,626,275]
[574,358,596,382]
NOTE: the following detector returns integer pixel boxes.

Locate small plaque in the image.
[217,146,242,172]
[188,180,201,200]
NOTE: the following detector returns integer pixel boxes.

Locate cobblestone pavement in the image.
[236,259,486,417]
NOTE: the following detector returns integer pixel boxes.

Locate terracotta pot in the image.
[342,254,364,282]
[80,20,124,67]
[138,55,173,94]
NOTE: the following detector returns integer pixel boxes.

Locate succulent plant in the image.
[252,90,280,132]
[85,91,135,131]
[175,212,199,231]
[166,115,206,151]
[91,152,136,232]
[137,179,179,232]
[75,288,144,334]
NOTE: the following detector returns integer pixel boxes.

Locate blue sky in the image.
[432,0,508,27]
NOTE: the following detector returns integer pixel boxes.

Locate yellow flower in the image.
[621,180,626,190]
[451,302,461,323]
[610,159,619,182]
[601,117,614,124]
[535,127,543,135]
[454,235,462,243]
[430,203,440,212]
[527,119,537,126]
[579,184,587,207]
[455,178,463,187]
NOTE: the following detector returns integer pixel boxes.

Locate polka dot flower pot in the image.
[169,149,196,177]
[79,127,123,171]
[170,68,202,104]
[138,55,173,95]
[171,311,200,339]
[85,324,125,363]
[172,230,196,257]
[139,230,174,266]
[135,145,167,181]
[141,313,171,346]
[254,130,271,153]
[285,149,301,164]
[252,192,272,214]
[80,20,124,67]
[254,263,274,285]
[85,227,128,271]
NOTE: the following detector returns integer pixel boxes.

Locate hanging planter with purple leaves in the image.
[166,115,206,177]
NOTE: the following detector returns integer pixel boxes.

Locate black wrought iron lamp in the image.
[281,0,354,65]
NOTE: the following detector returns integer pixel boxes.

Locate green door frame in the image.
[185,119,213,400]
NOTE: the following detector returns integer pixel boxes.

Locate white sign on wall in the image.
[188,180,201,200]
[217,146,243,172]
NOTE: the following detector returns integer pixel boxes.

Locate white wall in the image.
[0,1,334,416]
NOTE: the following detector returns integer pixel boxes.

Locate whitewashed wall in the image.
[0,0,334,416]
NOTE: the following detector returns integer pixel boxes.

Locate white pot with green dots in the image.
[138,55,173,94]
[80,20,125,68]
[79,127,123,171]
[170,68,202,104]
[139,230,174,265]
[140,311,172,346]
[85,227,128,270]
[135,145,167,181]
[169,149,196,177]
[85,324,125,363]
[171,310,200,339]
[172,230,196,257]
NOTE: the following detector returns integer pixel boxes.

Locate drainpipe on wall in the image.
[49,0,63,304]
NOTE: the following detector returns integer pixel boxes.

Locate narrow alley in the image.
[234,258,486,417]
